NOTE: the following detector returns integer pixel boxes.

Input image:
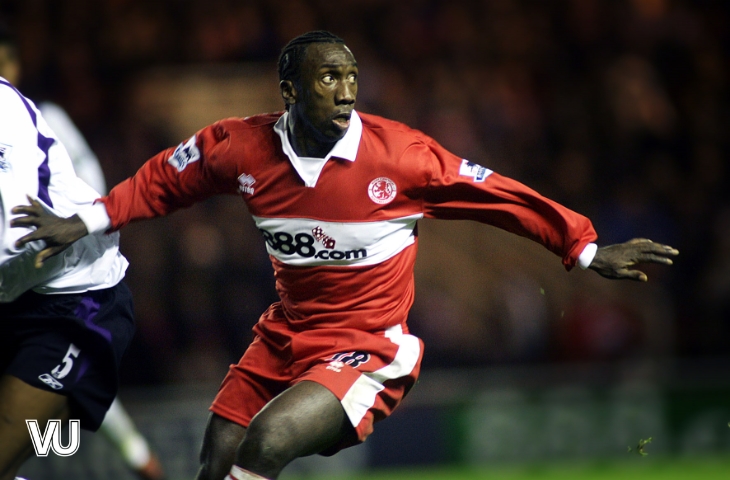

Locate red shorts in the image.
[210,304,424,450]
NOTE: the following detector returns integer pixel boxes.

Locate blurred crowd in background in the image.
[1,0,728,386]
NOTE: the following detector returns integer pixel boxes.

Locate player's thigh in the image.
[245,380,352,458]
[196,412,247,480]
[0,374,69,477]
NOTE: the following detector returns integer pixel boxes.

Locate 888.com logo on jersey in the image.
[259,225,368,262]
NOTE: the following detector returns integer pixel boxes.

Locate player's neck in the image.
[287,117,336,159]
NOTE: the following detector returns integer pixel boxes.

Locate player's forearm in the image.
[98,151,188,231]
[448,172,598,267]
[493,175,598,268]
[100,145,226,231]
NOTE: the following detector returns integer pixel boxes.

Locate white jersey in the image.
[39,101,108,194]
[0,77,127,302]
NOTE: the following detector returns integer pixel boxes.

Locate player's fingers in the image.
[628,241,678,260]
[9,215,40,228]
[35,251,47,268]
[645,243,679,256]
[10,205,41,216]
[627,238,652,245]
[618,268,648,282]
[35,245,66,268]
[638,253,674,265]
[14,230,42,248]
[13,195,44,213]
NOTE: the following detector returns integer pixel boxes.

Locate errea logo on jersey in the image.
[168,135,200,172]
[238,173,256,194]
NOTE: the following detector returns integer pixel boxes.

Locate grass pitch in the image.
[287,455,730,480]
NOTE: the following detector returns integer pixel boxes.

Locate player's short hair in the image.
[278,30,345,88]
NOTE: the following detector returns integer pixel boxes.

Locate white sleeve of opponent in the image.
[76,202,111,235]
[39,102,108,194]
[577,242,598,270]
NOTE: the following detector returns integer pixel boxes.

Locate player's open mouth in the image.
[332,114,351,130]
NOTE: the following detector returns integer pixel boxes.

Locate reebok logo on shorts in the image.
[37,343,81,390]
[38,373,64,390]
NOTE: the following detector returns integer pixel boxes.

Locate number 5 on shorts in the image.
[51,343,80,380]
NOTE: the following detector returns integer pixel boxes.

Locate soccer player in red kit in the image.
[12,31,679,480]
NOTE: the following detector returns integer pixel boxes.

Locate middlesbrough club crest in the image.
[368,177,397,205]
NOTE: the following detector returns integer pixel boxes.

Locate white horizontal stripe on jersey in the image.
[251,214,423,267]
[340,324,422,428]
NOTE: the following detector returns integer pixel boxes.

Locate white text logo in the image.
[26,419,81,457]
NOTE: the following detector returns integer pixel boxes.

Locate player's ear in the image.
[280,80,297,106]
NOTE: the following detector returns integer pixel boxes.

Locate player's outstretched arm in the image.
[588,238,679,282]
[10,196,88,268]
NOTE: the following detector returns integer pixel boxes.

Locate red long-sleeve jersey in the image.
[100,110,597,331]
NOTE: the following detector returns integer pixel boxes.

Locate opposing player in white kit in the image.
[37,102,165,480]
[0,24,163,480]
[0,74,135,480]
[12,31,679,480]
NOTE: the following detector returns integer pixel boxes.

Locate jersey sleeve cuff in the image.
[577,242,598,270]
[76,202,111,235]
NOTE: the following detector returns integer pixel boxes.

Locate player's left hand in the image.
[589,238,679,282]
[10,195,89,268]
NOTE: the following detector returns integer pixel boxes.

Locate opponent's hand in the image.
[589,238,679,282]
[10,196,89,268]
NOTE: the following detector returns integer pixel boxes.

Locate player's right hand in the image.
[10,195,89,268]
[588,238,679,282]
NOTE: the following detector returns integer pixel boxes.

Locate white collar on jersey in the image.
[273,110,362,188]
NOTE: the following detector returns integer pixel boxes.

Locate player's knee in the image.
[197,444,237,480]
[237,415,299,474]
[196,414,245,480]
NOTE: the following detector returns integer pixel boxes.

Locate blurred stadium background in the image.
[3,0,729,478]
